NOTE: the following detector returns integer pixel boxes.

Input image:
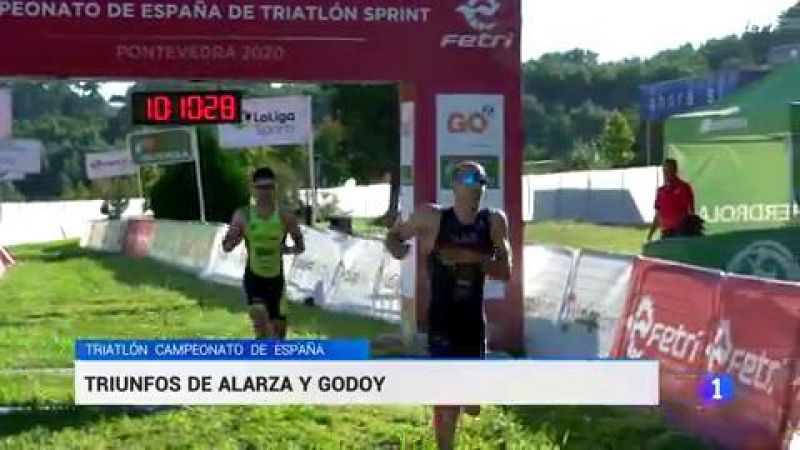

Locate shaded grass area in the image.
[0,241,711,449]
[0,402,711,449]
[0,404,535,449]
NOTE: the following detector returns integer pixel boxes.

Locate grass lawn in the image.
[524,221,648,255]
[0,241,709,449]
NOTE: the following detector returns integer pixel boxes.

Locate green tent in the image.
[664,63,800,234]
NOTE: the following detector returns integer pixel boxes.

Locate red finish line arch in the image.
[1,0,524,352]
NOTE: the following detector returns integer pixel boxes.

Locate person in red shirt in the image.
[648,158,695,241]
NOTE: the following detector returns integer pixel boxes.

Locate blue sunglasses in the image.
[458,170,488,187]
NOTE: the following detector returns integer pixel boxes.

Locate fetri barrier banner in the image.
[612,257,800,450]
[121,218,155,257]
[699,276,800,449]
[327,237,386,314]
[74,339,659,406]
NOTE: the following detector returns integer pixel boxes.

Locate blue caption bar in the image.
[75,339,370,361]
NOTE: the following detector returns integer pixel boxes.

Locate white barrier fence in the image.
[0,247,7,278]
[298,183,390,219]
[523,245,633,358]
[81,220,405,323]
[525,166,661,224]
[148,221,219,274]
[298,166,662,224]
[0,199,147,246]
[83,220,128,253]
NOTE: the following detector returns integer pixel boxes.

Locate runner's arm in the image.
[281,210,305,255]
[648,190,662,241]
[222,210,245,253]
[385,206,434,260]
[483,210,512,281]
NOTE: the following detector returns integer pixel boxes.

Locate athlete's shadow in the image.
[5,239,87,263]
[0,404,181,439]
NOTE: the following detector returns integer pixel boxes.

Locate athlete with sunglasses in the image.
[384,161,512,450]
[221,167,305,340]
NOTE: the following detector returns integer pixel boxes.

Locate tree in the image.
[328,84,399,224]
[150,127,248,222]
[599,110,636,167]
[524,144,548,161]
[569,100,610,142]
[9,81,119,200]
[567,140,595,170]
[315,116,348,187]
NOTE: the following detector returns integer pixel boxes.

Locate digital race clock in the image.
[131,91,243,125]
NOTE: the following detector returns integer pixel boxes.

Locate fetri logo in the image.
[456,0,500,31]
[625,296,707,362]
[442,0,513,49]
[447,104,495,134]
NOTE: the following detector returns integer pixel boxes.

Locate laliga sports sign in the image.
[218,96,312,149]
[442,0,514,49]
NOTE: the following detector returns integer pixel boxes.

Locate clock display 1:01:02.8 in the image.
[131,91,243,125]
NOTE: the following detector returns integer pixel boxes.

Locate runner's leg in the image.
[244,270,274,339]
[248,304,271,339]
[428,333,464,449]
[433,406,460,450]
[264,275,287,339]
[461,340,485,417]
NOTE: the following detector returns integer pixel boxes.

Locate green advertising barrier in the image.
[642,225,800,282]
[128,127,196,166]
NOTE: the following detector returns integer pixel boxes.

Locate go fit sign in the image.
[437,95,504,149]
[447,105,495,134]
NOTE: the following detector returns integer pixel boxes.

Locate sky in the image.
[99,0,798,100]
